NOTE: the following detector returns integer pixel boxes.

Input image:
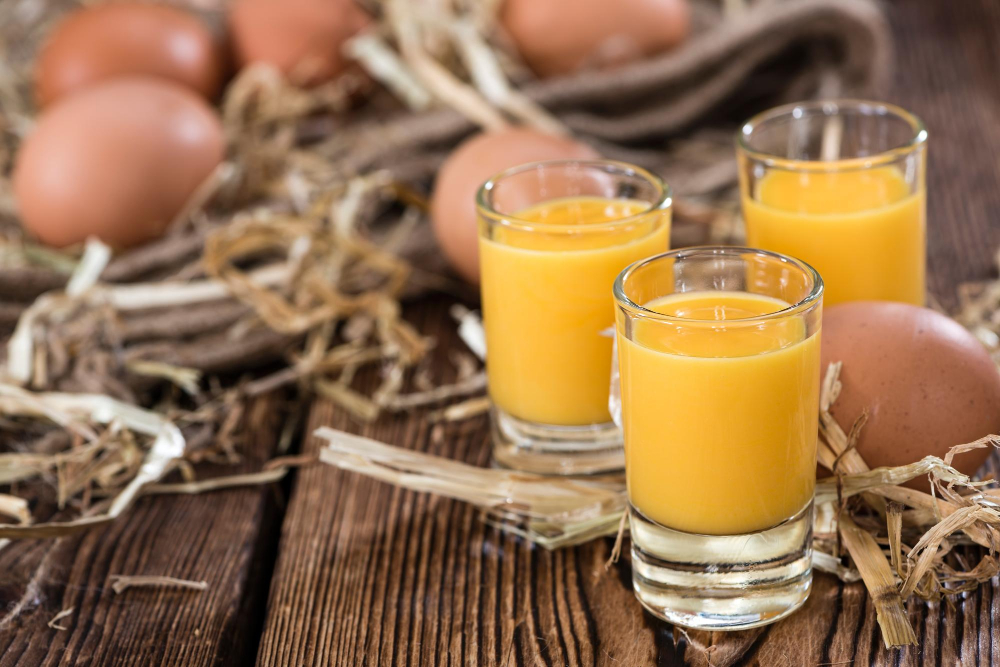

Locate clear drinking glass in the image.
[738,99,926,306]
[613,246,823,630]
[477,160,672,475]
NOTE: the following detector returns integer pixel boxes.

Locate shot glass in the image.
[614,246,823,630]
[477,160,672,475]
[738,100,926,306]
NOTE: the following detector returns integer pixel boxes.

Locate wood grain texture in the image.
[894,0,1000,303]
[256,1,1000,665]
[0,396,285,666]
[257,301,664,667]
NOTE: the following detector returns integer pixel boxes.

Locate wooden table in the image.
[2,1,1000,665]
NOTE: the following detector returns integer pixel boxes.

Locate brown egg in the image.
[35,4,223,107]
[501,0,691,78]
[430,127,600,284]
[14,78,224,249]
[820,302,1000,491]
[228,0,370,86]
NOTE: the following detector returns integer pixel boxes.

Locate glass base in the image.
[490,407,624,475]
[630,502,813,630]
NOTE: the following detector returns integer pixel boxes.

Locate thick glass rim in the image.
[736,99,928,172]
[476,159,672,234]
[613,246,824,325]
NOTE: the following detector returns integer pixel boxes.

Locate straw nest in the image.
[0,0,743,546]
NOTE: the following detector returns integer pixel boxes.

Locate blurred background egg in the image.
[35,3,223,107]
[14,78,224,249]
[501,0,691,77]
[430,127,600,284]
[820,301,1000,490]
[228,0,370,86]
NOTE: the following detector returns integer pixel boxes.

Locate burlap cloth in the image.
[0,0,892,382]
[340,0,891,197]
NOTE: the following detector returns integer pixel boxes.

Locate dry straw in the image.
[108,575,208,595]
[0,0,520,550]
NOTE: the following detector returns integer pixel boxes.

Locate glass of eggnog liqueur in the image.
[614,246,823,630]
[477,160,672,475]
[738,100,926,306]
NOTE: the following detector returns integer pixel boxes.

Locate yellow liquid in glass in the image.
[618,291,819,535]
[742,166,925,306]
[480,196,670,426]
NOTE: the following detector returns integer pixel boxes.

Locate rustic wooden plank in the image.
[0,395,285,666]
[895,0,1000,304]
[258,0,1000,664]
[256,299,662,667]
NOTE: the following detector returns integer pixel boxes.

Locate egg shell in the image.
[228,0,370,86]
[820,301,1000,490]
[430,128,600,284]
[501,0,691,77]
[14,78,224,249]
[35,4,223,107]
